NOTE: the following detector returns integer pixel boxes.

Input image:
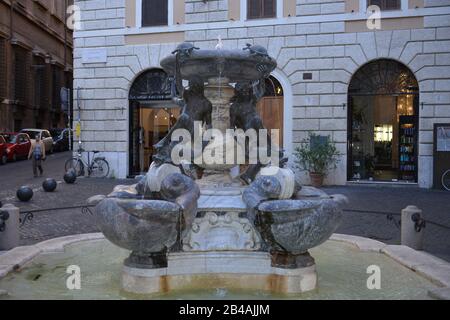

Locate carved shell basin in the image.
[256,197,345,254]
[160,49,277,82]
[93,198,182,254]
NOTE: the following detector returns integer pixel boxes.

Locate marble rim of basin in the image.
[1,233,449,298]
[160,48,277,82]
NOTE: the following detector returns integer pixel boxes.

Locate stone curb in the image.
[332,233,450,299]
[0,233,449,299]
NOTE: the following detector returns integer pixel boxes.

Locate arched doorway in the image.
[348,59,419,183]
[129,69,180,176]
[257,76,284,147]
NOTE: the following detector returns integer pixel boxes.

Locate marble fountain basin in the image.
[0,233,448,300]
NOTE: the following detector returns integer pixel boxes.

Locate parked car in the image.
[1,133,32,162]
[0,135,8,165]
[51,128,73,152]
[20,129,54,153]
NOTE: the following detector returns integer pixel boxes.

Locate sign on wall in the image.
[436,126,450,152]
[82,48,107,64]
[433,123,450,189]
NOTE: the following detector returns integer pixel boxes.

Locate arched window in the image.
[129,69,172,101]
[349,59,418,95]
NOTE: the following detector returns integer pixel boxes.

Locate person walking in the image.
[28,135,46,177]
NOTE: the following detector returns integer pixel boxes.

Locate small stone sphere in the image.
[42,178,57,192]
[64,170,77,184]
[17,186,33,202]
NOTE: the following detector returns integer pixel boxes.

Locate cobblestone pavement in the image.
[325,185,450,261]
[0,152,129,245]
[1,154,449,261]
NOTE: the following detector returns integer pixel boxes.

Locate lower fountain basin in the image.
[256,198,344,255]
[94,198,182,255]
[0,233,447,300]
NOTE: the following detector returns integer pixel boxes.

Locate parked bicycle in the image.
[442,169,450,191]
[65,147,110,178]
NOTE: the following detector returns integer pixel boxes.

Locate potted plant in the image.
[294,133,341,187]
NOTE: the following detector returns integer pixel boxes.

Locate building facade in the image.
[0,0,74,132]
[73,0,450,188]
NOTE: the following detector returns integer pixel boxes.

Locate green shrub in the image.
[294,132,341,176]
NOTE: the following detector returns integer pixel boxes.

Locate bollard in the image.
[0,204,20,250]
[401,205,425,250]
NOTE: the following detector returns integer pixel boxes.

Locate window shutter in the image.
[248,0,261,19]
[14,47,28,103]
[385,0,401,10]
[263,0,276,17]
[0,38,6,99]
[248,0,276,19]
[142,0,168,27]
[368,0,400,10]
[52,66,62,110]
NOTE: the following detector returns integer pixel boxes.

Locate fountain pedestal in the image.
[120,188,318,295]
[122,252,317,295]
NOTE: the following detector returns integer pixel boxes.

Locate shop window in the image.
[368,0,401,10]
[248,0,276,20]
[142,0,168,27]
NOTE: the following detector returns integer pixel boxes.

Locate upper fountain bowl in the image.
[160,43,277,82]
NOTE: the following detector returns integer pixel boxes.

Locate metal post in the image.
[401,205,425,250]
[77,87,82,148]
[68,89,72,151]
[0,204,20,250]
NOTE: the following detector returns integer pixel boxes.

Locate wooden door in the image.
[256,96,284,148]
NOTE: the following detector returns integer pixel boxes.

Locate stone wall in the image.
[185,0,228,23]
[296,0,346,16]
[74,0,450,187]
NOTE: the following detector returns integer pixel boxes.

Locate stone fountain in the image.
[89,42,347,295]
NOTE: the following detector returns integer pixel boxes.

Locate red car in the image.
[1,133,32,162]
[0,135,7,165]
